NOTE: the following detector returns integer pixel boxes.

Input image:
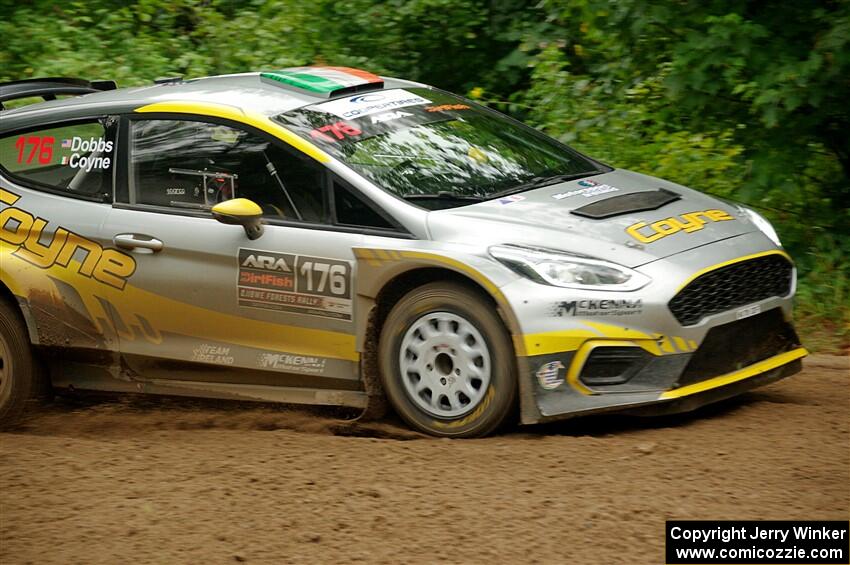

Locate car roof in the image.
[0,69,426,127]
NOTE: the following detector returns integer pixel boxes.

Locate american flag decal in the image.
[61,139,72,148]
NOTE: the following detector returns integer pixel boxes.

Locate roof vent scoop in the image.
[260,66,384,98]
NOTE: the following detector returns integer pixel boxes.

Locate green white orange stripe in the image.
[260,66,383,94]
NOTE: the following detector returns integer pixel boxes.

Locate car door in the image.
[102,115,376,397]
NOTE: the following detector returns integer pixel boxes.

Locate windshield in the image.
[274,88,602,209]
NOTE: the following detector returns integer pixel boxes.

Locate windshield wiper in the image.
[401,192,486,202]
[489,171,601,199]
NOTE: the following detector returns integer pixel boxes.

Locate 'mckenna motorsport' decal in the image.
[257,353,327,375]
[553,298,643,317]
[237,248,352,320]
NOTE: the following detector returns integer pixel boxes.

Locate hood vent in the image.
[570,188,681,219]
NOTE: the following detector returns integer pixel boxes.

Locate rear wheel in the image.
[0,299,35,428]
[378,282,516,437]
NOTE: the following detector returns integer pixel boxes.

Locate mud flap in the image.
[354,305,387,422]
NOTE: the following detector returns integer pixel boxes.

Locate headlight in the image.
[738,206,782,247]
[489,245,650,291]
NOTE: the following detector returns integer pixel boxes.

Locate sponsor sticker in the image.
[553,299,643,317]
[0,189,136,290]
[237,248,352,320]
[312,89,431,120]
[370,110,412,124]
[552,183,618,200]
[425,104,470,113]
[257,353,328,375]
[536,361,565,390]
[497,194,525,205]
[191,343,234,365]
[626,209,735,244]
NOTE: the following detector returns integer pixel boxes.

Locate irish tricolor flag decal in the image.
[260,66,384,96]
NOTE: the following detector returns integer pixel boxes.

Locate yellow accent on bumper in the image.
[658,347,807,400]
[134,101,331,164]
[565,340,644,395]
[520,330,600,358]
[520,321,671,357]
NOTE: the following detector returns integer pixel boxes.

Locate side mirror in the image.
[211,198,264,240]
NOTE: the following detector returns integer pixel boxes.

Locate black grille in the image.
[669,254,793,326]
[677,308,799,387]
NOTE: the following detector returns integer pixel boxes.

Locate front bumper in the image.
[532,346,805,423]
[500,234,806,424]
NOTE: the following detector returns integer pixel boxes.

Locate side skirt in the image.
[51,365,367,409]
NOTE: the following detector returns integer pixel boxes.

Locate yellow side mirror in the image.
[211,198,264,240]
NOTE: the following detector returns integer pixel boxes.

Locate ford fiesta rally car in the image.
[0,68,806,437]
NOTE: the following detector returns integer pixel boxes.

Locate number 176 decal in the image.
[310,122,362,143]
[237,248,353,321]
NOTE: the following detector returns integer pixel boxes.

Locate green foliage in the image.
[1,0,847,350]
[510,1,849,352]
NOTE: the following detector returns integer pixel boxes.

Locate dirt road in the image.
[1,355,847,564]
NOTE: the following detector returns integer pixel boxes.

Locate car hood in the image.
[426,169,760,268]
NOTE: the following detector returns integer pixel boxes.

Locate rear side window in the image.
[0,120,115,200]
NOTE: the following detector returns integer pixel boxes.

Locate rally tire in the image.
[0,299,36,428]
[378,282,516,438]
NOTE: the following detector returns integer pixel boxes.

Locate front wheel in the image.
[378,282,516,437]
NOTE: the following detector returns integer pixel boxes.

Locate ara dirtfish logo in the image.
[239,250,293,272]
[536,361,565,390]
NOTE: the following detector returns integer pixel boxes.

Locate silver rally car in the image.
[0,68,806,436]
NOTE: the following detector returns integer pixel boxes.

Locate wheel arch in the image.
[355,262,534,423]
[362,266,521,353]
[0,281,39,345]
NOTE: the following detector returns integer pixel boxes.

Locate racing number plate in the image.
[236,248,352,320]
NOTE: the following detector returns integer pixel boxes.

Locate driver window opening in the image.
[128,119,324,222]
